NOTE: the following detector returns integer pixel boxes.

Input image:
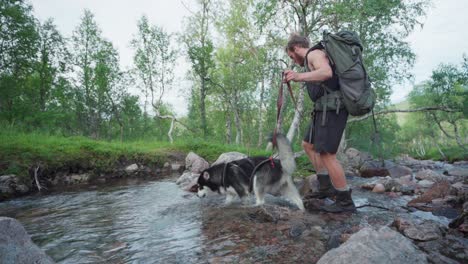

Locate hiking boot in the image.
[305,174,338,199]
[321,189,356,213]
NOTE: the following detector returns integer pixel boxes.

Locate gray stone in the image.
[124,164,139,173]
[176,171,199,191]
[212,152,247,166]
[416,169,444,182]
[418,180,435,188]
[447,168,468,177]
[450,182,468,203]
[0,217,54,264]
[403,221,443,241]
[63,173,90,184]
[185,152,209,173]
[317,226,428,264]
[388,165,413,178]
[344,148,370,170]
[0,175,30,198]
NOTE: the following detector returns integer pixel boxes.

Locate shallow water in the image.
[0,180,204,263]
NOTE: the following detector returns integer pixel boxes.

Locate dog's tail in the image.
[274,133,296,175]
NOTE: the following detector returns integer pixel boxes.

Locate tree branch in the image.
[348,107,461,123]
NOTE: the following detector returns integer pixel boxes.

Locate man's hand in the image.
[283,70,300,82]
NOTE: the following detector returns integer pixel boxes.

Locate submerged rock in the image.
[317,226,428,264]
[0,217,54,264]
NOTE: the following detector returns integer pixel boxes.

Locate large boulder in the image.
[0,217,54,264]
[317,226,428,264]
[185,152,209,174]
[212,152,247,166]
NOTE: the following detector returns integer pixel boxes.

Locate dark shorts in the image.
[303,109,348,154]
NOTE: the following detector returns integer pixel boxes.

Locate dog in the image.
[196,134,305,211]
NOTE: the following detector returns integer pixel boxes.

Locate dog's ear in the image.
[203,171,210,180]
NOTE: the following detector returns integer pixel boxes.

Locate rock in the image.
[316,226,428,264]
[381,176,402,192]
[359,160,389,178]
[402,221,443,241]
[171,163,183,171]
[212,152,247,166]
[408,180,451,208]
[0,175,30,200]
[447,168,468,178]
[298,174,318,197]
[417,234,468,264]
[62,173,90,185]
[450,182,468,203]
[449,212,468,233]
[185,152,209,174]
[387,165,412,178]
[0,217,54,264]
[372,183,385,193]
[176,171,199,191]
[125,164,139,173]
[416,169,444,182]
[344,148,370,170]
[418,180,435,188]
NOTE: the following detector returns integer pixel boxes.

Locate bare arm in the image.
[284,49,333,82]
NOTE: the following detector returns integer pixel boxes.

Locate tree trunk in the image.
[286,84,305,142]
[266,81,286,151]
[451,120,468,151]
[200,77,207,138]
[226,110,232,144]
[257,78,265,147]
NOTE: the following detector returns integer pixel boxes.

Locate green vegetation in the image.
[0,0,465,183]
[0,129,273,182]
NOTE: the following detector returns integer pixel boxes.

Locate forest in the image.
[1,0,466,161]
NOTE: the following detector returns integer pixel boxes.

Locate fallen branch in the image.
[348,106,460,123]
[33,166,42,192]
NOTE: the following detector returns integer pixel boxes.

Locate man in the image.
[283,33,356,213]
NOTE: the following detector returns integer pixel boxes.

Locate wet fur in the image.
[197,134,304,211]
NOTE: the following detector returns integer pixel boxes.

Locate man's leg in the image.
[302,141,337,199]
[302,141,325,173]
[320,152,356,213]
[319,152,347,190]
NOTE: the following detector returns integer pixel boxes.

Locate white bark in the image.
[286,84,305,142]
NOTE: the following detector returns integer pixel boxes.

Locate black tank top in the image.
[304,44,340,102]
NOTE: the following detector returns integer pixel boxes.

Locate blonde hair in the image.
[285,33,310,51]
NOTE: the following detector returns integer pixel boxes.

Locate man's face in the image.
[287,47,304,67]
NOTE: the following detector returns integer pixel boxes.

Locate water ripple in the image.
[0,180,203,263]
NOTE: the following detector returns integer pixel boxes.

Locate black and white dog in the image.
[197,134,304,211]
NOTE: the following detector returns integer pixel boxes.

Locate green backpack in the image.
[316,30,375,117]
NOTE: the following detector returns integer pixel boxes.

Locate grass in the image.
[0,130,272,183]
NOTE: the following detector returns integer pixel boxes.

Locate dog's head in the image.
[196,169,219,198]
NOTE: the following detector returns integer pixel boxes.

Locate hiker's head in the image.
[285,33,310,67]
